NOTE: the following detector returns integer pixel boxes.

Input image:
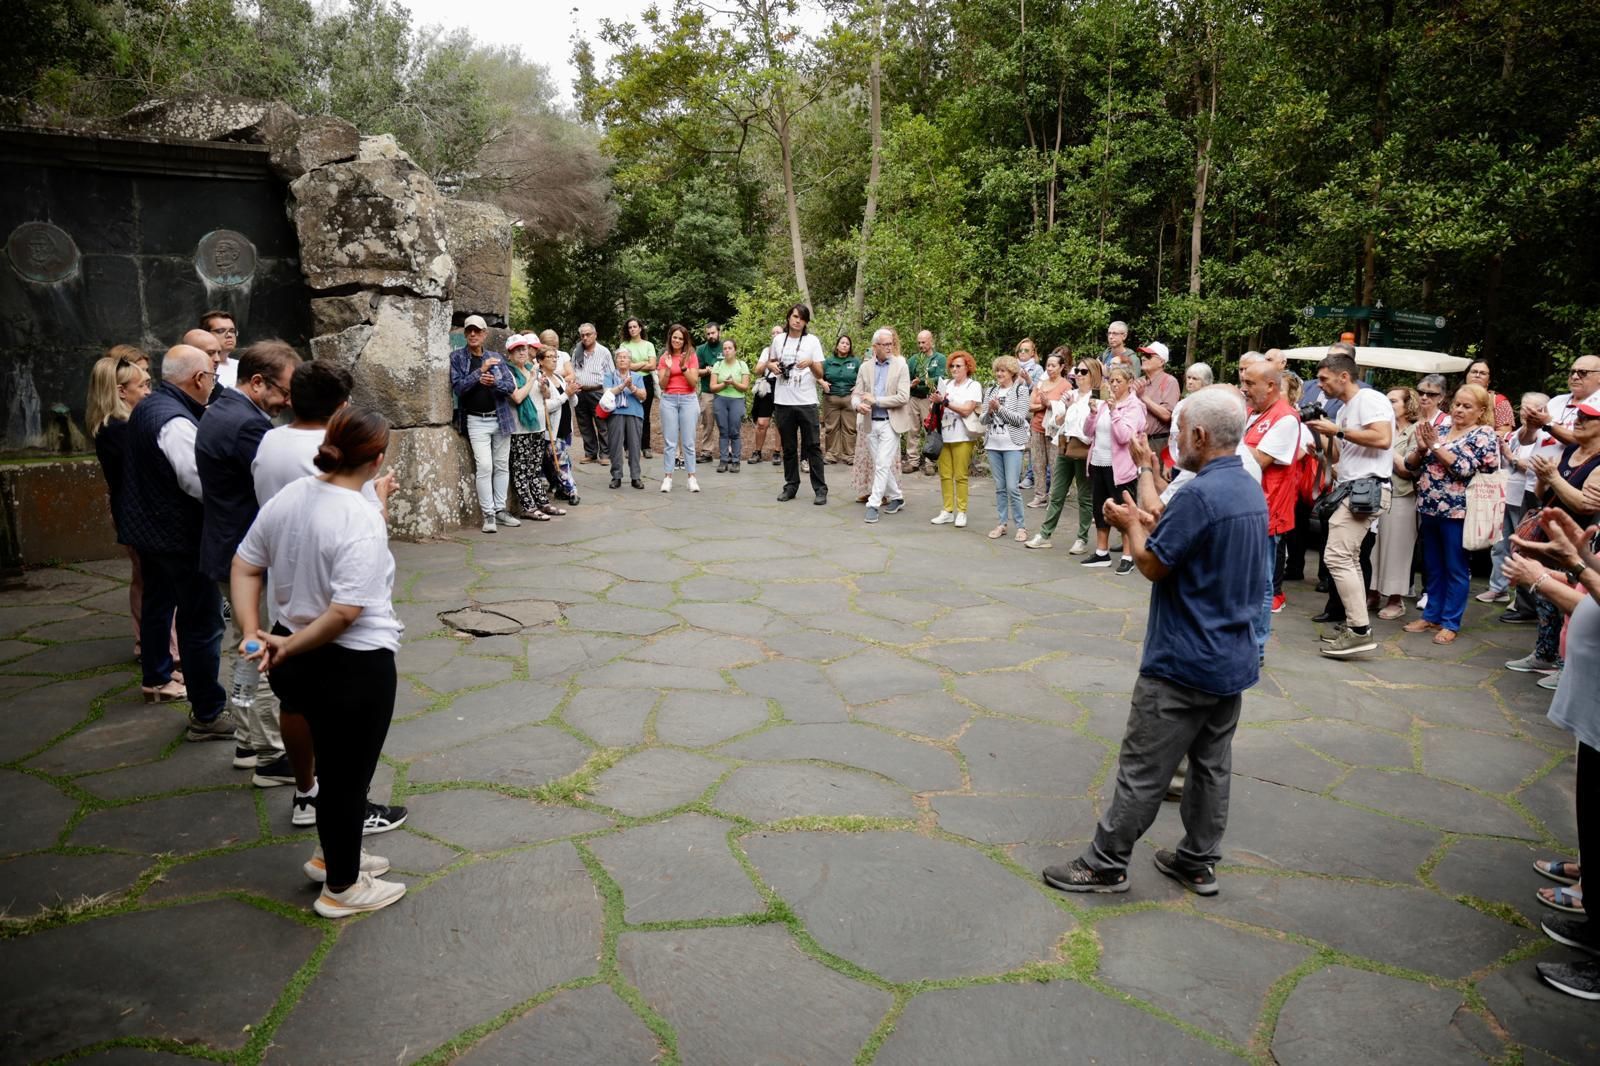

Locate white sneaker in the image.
[954,511,968,528]
[1068,538,1088,555]
[313,870,407,918]
[660,476,673,493]
[303,846,392,883]
[688,475,701,493]
[931,510,954,525]
[494,510,521,527]
[1025,534,1052,549]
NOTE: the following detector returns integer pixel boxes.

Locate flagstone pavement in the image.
[0,460,1593,1065]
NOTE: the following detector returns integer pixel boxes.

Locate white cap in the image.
[462,314,489,331]
[1137,341,1170,363]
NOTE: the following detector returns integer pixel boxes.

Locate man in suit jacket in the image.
[854,328,912,523]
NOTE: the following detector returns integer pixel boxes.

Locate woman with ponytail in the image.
[231,407,408,919]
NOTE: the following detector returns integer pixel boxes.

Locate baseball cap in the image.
[462,314,488,331]
[505,333,529,351]
[1575,401,1600,418]
[1137,341,1170,363]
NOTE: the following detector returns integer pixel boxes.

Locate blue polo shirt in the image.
[1142,455,1268,696]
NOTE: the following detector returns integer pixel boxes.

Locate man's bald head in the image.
[181,329,223,367]
[162,345,213,403]
[1264,348,1286,371]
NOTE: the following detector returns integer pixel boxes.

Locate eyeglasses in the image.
[1418,390,1443,398]
[195,370,215,382]
[1570,369,1598,378]
[209,327,238,337]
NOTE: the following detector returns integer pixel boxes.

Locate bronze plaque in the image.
[195,229,258,287]
[6,222,80,284]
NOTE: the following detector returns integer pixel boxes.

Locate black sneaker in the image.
[1114,557,1135,576]
[610,477,622,489]
[1042,857,1128,893]
[1542,915,1600,957]
[362,802,408,835]
[1154,849,1218,896]
[232,746,258,770]
[291,790,318,827]
[1499,609,1538,625]
[1081,552,1113,568]
[251,753,295,788]
[631,479,644,489]
[1537,959,1600,1001]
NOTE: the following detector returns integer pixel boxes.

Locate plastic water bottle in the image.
[229,641,262,711]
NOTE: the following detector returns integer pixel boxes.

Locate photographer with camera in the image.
[756,304,829,504]
[1306,344,1395,658]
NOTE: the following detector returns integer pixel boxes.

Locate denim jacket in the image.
[450,347,517,436]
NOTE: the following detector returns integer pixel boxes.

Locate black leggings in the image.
[1089,464,1135,532]
[268,630,395,889]
[510,434,552,512]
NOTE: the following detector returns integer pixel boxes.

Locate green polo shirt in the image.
[822,355,860,396]
[908,350,946,397]
[695,341,722,393]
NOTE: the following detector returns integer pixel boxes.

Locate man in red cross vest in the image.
[1241,361,1303,660]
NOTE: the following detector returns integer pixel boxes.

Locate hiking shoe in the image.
[251,754,295,788]
[1042,857,1128,894]
[232,746,258,769]
[716,461,728,473]
[1506,653,1558,673]
[185,708,239,742]
[1154,849,1219,896]
[1537,960,1600,1001]
[631,479,644,489]
[1321,627,1377,658]
[1115,557,1135,576]
[883,498,904,514]
[1538,669,1563,691]
[1542,915,1600,957]
[495,510,521,527]
[1025,534,1053,549]
[291,790,318,827]
[362,802,408,835]
[313,871,406,918]
[864,506,880,524]
[303,846,391,883]
[481,515,496,534]
[610,477,622,489]
[1068,537,1088,555]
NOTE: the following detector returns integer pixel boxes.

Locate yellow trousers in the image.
[938,439,975,513]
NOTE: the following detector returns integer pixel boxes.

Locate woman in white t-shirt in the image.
[930,351,984,528]
[232,407,407,921]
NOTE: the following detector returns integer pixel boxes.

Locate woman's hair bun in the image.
[313,443,345,472]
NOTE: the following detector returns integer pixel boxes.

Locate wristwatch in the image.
[1137,466,1153,476]
[1565,563,1590,582]
[1335,429,1346,440]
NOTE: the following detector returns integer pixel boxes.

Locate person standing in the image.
[1465,358,1515,432]
[750,326,783,465]
[505,334,564,514]
[907,330,946,475]
[1372,388,1421,621]
[1083,366,1148,572]
[694,323,722,467]
[603,349,648,490]
[1014,339,1044,491]
[570,323,614,463]
[657,324,702,494]
[821,334,860,464]
[930,352,982,527]
[1481,393,1549,605]
[196,340,302,782]
[854,328,911,523]
[1101,321,1137,375]
[1134,342,1180,467]
[201,310,240,388]
[711,338,749,472]
[232,407,407,919]
[1026,350,1074,510]
[982,355,1032,542]
[618,318,657,459]
[1028,358,1101,552]
[1307,343,1396,658]
[1240,361,1302,653]
[449,315,519,533]
[122,345,234,739]
[537,332,579,506]
[758,304,828,505]
[1043,387,1267,895]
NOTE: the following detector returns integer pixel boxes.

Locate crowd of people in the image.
[84,307,1598,999]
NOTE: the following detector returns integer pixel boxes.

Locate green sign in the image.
[1301,305,1450,349]
[1302,305,1374,320]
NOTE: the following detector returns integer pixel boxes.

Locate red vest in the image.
[1245,398,1300,536]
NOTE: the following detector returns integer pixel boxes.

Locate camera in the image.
[1298,399,1326,422]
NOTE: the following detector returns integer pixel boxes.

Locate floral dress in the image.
[1415,426,1499,519]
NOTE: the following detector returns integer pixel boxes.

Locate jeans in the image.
[1254,534,1278,655]
[775,404,827,494]
[660,392,699,475]
[988,448,1025,527]
[1488,495,1527,595]
[1327,499,1381,628]
[1086,674,1242,875]
[466,413,510,516]
[714,395,745,462]
[139,549,224,720]
[867,419,902,507]
[1040,454,1091,541]
[938,440,974,513]
[607,415,643,481]
[268,635,394,889]
[1419,513,1471,631]
[217,579,283,758]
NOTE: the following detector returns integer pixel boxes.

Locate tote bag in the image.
[1462,466,1508,550]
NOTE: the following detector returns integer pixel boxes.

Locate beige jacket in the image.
[852,356,913,435]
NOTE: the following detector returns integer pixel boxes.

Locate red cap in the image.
[1575,401,1600,418]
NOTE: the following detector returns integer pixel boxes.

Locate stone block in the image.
[309,292,374,337]
[439,199,513,325]
[113,94,292,142]
[0,459,119,566]
[310,295,452,427]
[376,425,477,540]
[267,115,360,180]
[288,155,455,297]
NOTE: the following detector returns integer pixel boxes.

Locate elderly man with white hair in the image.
[853,328,912,523]
[1102,320,1137,375]
[1044,385,1267,897]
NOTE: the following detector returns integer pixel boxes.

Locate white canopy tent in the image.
[1281,346,1472,375]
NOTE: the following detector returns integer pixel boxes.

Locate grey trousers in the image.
[217,579,284,759]
[1086,674,1241,874]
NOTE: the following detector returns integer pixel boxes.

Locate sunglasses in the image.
[1571,369,1599,377]
[1418,391,1443,398]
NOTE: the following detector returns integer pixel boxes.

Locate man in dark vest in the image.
[122,344,233,741]
[197,340,301,781]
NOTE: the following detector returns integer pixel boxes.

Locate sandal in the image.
[1403,619,1441,633]
[988,525,1008,540]
[540,505,567,516]
[522,510,552,522]
[1535,859,1581,886]
[1538,885,1585,913]
[1431,629,1458,645]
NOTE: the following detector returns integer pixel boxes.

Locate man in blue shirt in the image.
[1044,386,1267,897]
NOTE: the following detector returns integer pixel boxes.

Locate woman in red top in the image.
[657,323,702,493]
[1465,359,1515,432]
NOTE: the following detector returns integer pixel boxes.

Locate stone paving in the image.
[0,461,1594,1065]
